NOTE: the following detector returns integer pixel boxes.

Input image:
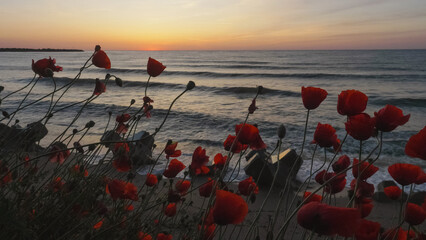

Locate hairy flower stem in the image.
[144,75,151,97]
[0,73,36,100]
[6,77,40,125]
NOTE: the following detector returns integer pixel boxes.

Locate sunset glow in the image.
[1,0,426,50]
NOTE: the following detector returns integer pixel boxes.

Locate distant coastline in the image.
[0,48,84,52]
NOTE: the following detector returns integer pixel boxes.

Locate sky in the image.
[1,0,426,50]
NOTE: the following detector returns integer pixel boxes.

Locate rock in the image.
[0,122,47,151]
[100,130,121,148]
[130,131,155,167]
[244,148,302,189]
[409,191,426,205]
[373,180,409,202]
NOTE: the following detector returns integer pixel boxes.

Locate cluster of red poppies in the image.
[297,86,425,239]
[12,50,425,239]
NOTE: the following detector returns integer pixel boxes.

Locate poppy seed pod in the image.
[95,45,101,51]
[186,81,195,90]
[2,111,10,119]
[85,121,95,128]
[130,99,135,105]
[0,86,4,92]
[277,124,286,139]
[115,77,123,87]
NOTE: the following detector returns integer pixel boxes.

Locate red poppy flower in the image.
[384,186,402,200]
[50,177,64,192]
[165,203,177,217]
[92,50,111,69]
[175,180,191,194]
[355,219,381,240]
[138,232,153,240]
[223,135,247,153]
[355,199,374,218]
[32,57,63,77]
[405,203,426,225]
[297,202,361,237]
[71,165,89,177]
[213,153,227,169]
[337,89,368,116]
[315,170,347,194]
[345,113,376,141]
[116,113,131,123]
[235,123,267,150]
[415,170,426,184]
[213,190,248,225]
[163,159,186,178]
[350,179,374,199]
[106,179,138,201]
[112,154,132,172]
[332,155,350,174]
[165,142,182,160]
[248,98,258,114]
[115,122,128,134]
[143,96,154,118]
[198,223,216,240]
[190,146,210,175]
[388,163,422,186]
[301,86,328,110]
[381,228,408,240]
[49,142,70,164]
[93,78,106,96]
[0,161,12,186]
[311,123,339,148]
[238,177,259,196]
[352,158,378,181]
[157,233,173,240]
[114,142,130,153]
[303,192,323,203]
[93,219,104,229]
[405,126,426,160]
[374,105,410,132]
[145,174,158,187]
[199,178,215,197]
[147,57,166,77]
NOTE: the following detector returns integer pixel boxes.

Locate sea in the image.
[1,50,425,191]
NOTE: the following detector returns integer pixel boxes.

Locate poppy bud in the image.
[73,129,78,135]
[277,124,286,139]
[2,111,10,119]
[44,68,54,77]
[95,45,101,51]
[105,73,111,80]
[257,85,263,94]
[115,77,123,87]
[130,99,135,105]
[15,119,19,125]
[148,105,153,111]
[0,86,4,92]
[85,120,95,128]
[186,81,195,90]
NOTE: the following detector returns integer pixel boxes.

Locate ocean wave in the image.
[370,97,426,107]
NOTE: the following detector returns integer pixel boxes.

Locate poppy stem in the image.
[144,75,151,97]
[0,73,36,100]
[6,76,40,125]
